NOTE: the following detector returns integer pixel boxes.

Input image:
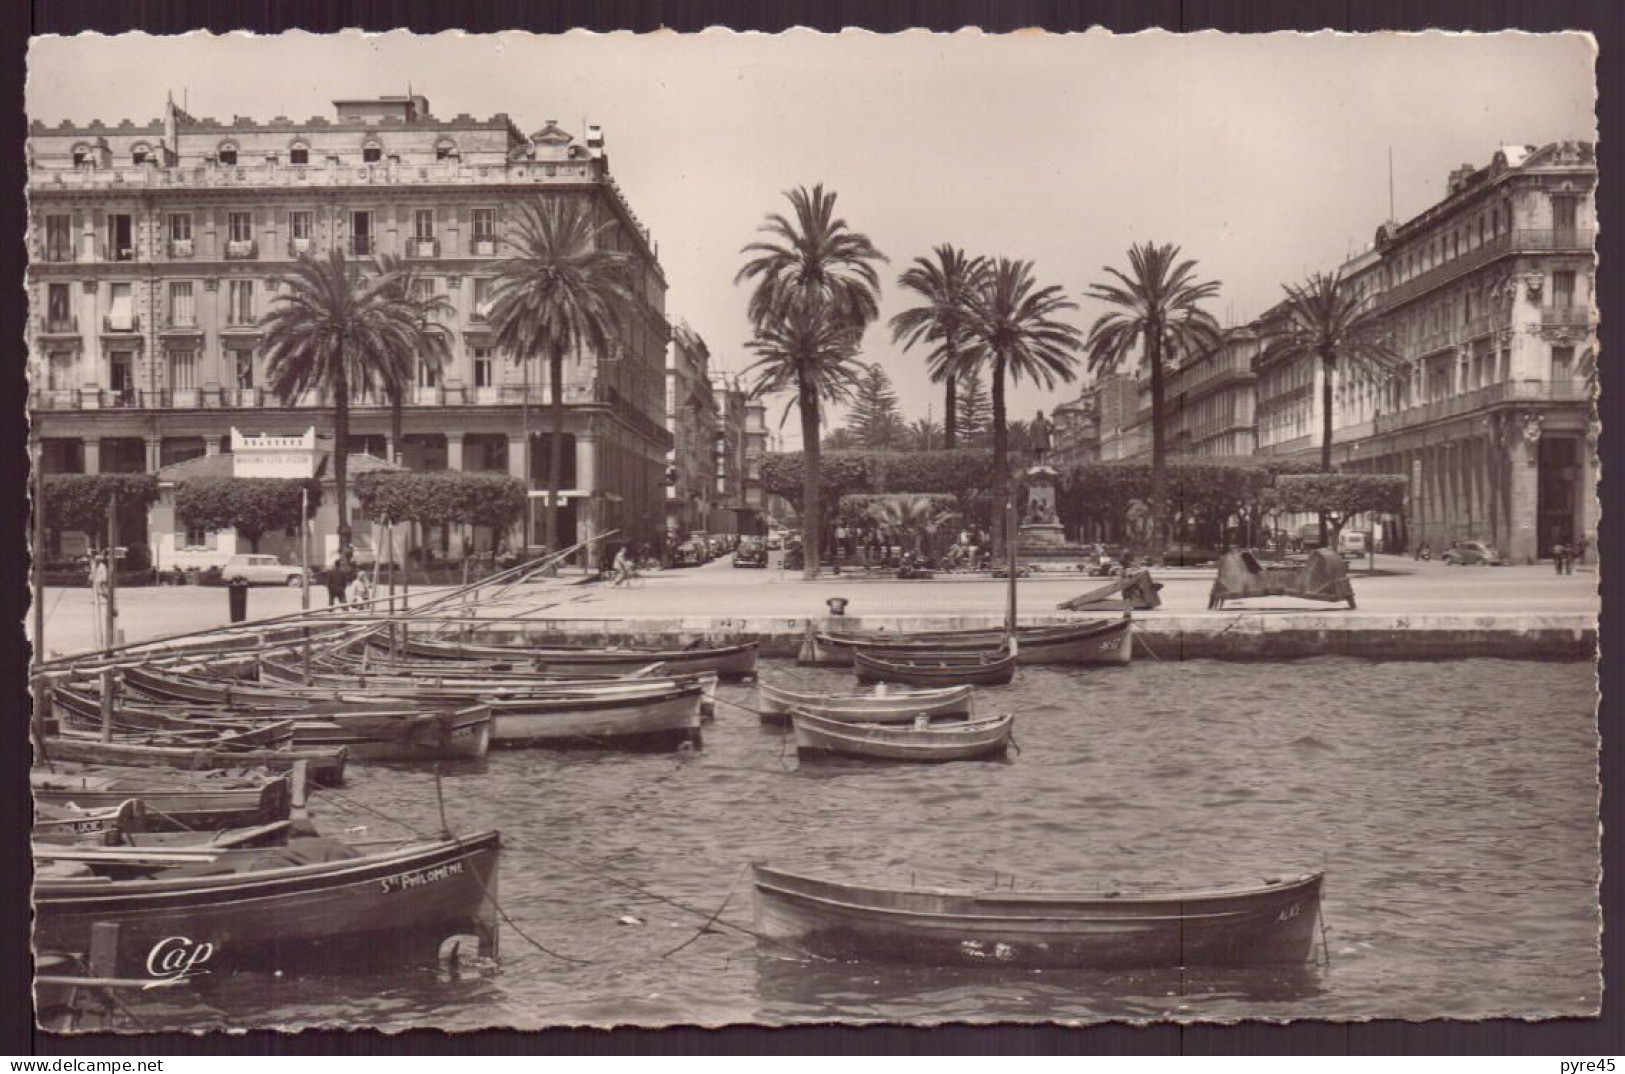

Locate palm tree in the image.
[373,254,455,464]
[1083,242,1224,554]
[736,184,886,578]
[906,416,944,452]
[743,294,866,579]
[890,246,987,449]
[961,258,1085,556]
[489,196,638,558]
[262,249,421,547]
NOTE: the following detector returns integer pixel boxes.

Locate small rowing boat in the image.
[808,617,1133,667]
[852,642,1018,687]
[751,866,1325,969]
[392,636,760,680]
[31,766,293,832]
[790,710,1013,762]
[757,682,975,724]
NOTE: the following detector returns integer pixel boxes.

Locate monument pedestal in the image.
[1018,522,1068,548]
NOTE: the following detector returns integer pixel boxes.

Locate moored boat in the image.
[34,830,502,978]
[31,766,293,832]
[41,733,348,788]
[757,682,975,724]
[751,866,1325,969]
[393,635,759,680]
[852,643,1018,687]
[484,682,705,749]
[808,617,1133,667]
[790,710,1012,762]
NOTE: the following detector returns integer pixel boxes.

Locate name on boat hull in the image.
[379,860,465,894]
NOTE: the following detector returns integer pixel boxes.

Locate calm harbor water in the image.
[126,657,1599,1029]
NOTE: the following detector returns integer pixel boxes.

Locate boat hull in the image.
[757,683,974,724]
[790,712,1012,762]
[31,770,293,832]
[34,832,501,978]
[486,686,704,749]
[752,866,1324,969]
[41,736,347,788]
[853,650,1017,687]
[397,637,759,680]
[812,619,1133,667]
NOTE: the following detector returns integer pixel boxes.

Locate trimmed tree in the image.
[354,471,527,533]
[1272,473,1408,543]
[175,477,323,553]
[42,475,160,544]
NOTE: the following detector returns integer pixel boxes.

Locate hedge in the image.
[760,450,1002,520]
[42,475,159,537]
[354,471,527,531]
[176,477,322,552]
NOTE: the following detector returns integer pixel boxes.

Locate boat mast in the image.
[1005,493,1017,638]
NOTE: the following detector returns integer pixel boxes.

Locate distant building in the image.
[1122,328,1261,461]
[664,321,717,541]
[1049,390,1098,467]
[27,91,673,556]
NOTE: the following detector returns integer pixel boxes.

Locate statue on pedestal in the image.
[1030,410,1053,465]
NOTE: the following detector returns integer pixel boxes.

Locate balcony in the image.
[471,238,498,256]
[102,315,141,334]
[1375,229,1596,312]
[32,158,604,192]
[469,304,491,323]
[168,238,195,259]
[1541,304,1595,329]
[220,387,261,408]
[350,236,374,257]
[1372,378,1590,435]
[38,315,79,336]
[103,245,135,263]
[289,236,315,257]
[40,244,76,264]
[225,240,258,260]
[406,237,440,259]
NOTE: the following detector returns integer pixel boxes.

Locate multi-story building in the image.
[1089,374,1143,461]
[706,373,757,535]
[1260,141,1598,562]
[1122,328,1261,461]
[1048,389,1099,467]
[741,398,775,528]
[664,321,716,542]
[27,92,673,555]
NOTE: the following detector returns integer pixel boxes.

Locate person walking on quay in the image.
[327,554,351,606]
[611,545,634,586]
[1552,542,1569,576]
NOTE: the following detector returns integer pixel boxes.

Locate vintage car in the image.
[734,537,769,568]
[1442,540,1503,566]
[204,554,311,587]
[671,538,709,568]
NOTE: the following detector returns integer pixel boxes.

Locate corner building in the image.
[27,93,673,554]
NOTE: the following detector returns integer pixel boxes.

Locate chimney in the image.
[1447,163,1476,196]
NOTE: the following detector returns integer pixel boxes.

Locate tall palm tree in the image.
[489,196,637,557]
[262,249,420,548]
[961,258,1085,555]
[743,294,866,579]
[373,254,455,464]
[1083,242,1224,554]
[890,245,987,449]
[736,184,886,578]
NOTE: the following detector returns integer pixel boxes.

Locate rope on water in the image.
[1136,634,1163,661]
[658,864,746,960]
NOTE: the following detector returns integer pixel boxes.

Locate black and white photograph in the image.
[21,26,1601,1034]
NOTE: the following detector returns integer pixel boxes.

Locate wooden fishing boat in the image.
[790,710,1013,762]
[32,799,147,842]
[41,733,348,788]
[810,616,1134,667]
[34,830,502,977]
[392,635,759,680]
[751,866,1325,969]
[51,687,493,763]
[757,682,975,724]
[31,766,293,832]
[34,822,294,877]
[852,643,1018,687]
[483,682,705,748]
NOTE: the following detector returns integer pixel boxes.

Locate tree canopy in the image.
[844,362,906,449]
[354,471,528,532]
[42,475,160,538]
[175,477,322,552]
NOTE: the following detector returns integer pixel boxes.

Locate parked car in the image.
[1442,540,1503,566]
[1338,530,1371,558]
[734,537,768,568]
[765,530,786,551]
[206,554,310,587]
[671,539,709,568]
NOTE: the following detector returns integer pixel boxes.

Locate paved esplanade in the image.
[34,554,1599,660]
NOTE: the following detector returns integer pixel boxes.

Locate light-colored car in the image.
[1442,540,1502,567]
[220,553,310,586]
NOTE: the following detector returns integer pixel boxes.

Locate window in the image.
[471,277,492,319]
[46,283,71,329]
[231,349,255,389]
[351,211,373,255]
[414,209,435,241]
[218,144,238,166]
[1552,270,1575,308]
[1551,346,1575,382]
[185,524,209,548]
[411,277,435,303]
[44,214,72,261]
[71,144,90,168]
[362,143,382,164]
[168,281,195,326]
[289,144,309,166]
[47,351,74,391]
[109,350,135,393]
[1552,195,1578,234]
[473,346,494,388]
[417,359,440,388]
[290,211,313,241]
[473,208,496,242]
[228,212,253,243]
[227,279,255,325]
[168,213,192,242]
[106,214,133,260]
[168,349,196,391]
[108,283,135,331]
[131,144,149,166]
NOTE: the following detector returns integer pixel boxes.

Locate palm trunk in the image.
[991,356,1009,560]
[943,357,958,450]
[1319,350,1334,547]
[545,348,565,560]
[520,357,532,554]
[1147,327,1167,557]
[799,388,821,581]
[334,360,351,549]
[389,385,404,466]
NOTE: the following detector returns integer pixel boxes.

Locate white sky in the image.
[29,29,1597,449]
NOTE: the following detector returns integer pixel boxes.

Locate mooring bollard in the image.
[826,597,849,616]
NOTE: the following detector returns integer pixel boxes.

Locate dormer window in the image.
[71,144,91,168]
[131,143,150,166]
[289,143,309,166]
[362,141,382,164]
[218,143,238,166]
[434,139,456,161]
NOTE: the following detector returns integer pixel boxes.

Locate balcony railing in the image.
[1375,229,1596,312]
[32,158,603,192]
[39,315,79,335]
[289,236,315,256]
[471,238,498,256]
[163,315,200,331]
[168,238,195,259]
[224,239,258,260]
[407,238,440,259]
[468,304,491,323]
[1541,304,1594,328]
[1372,378,1590,435]
[102,315,141,333]
[41,244,75,264]
[103,244,135,263]
[220,387,261,408]
[351,236,374,256]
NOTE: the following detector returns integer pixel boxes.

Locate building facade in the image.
[1260,141,1598,562]
[664,321,717,542]
[1048,389,1099,467]
[706,373,757,535]
[27,92,673,556]
[1122,328,1261,461]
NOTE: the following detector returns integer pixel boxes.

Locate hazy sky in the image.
[29,30,1596,448]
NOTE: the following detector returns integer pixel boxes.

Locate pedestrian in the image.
[1552,542,1568,575]
[350,566,373,605]
[1576,535,1589,566]
[327,554,349,606]
[611,545,634,586]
